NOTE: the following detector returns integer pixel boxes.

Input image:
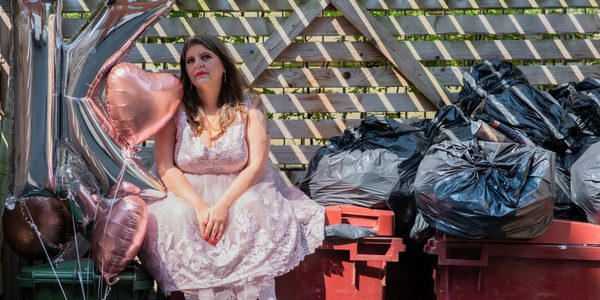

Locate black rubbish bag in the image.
[571,141,600,224]
[456,60,582,154]
[419,105,473,144]
[550,77,600,136]
[299,116,428,237]
[455,60,529,115]
[414,141,556,239]
[473,83,581,153]
[415,104,510,146]
[325,224,377,239]
[554,167,588,222]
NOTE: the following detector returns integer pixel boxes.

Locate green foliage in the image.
[222,36,246,43]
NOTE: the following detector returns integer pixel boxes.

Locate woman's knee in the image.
[169,198,195,219]
[236,191,267,211]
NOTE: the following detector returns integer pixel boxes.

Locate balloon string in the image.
[21,203,68,300]
[102,283,114,300]
[94,197,103,300]
[56,170,89,300]
[98,148,132,299]
[68,190,88,300]
[106,148,133,205]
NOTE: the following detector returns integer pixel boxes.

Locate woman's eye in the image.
[201,55,211,61]
[186,58,194,64]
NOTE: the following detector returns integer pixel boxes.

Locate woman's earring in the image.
[223,73,227,83]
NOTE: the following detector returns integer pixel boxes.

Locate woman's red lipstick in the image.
[195,71,206,77]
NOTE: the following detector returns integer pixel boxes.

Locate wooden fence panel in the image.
[2,0,600,166]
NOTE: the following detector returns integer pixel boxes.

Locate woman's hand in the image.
[200,202,229,245]
[195,204,209,236]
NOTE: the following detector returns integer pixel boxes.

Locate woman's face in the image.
[184,44,225,91]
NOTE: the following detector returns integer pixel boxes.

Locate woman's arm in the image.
[204,97,270,242]
[154,117,210,235]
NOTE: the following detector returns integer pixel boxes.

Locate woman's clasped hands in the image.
[196,202,229,246]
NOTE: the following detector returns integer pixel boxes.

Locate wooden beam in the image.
[137,144,323,165]
[0,2,10,108]
[428,65,600,86]
[55,0,600,12]
[259,93,436,113]
[252,68,409,88]
[123,39,600,64]
[239,0,329,84]
[0,1,9,12]
[63,14,600,38]
[267,118,422,139]
[331,0,450,108]
[0,3,15,289]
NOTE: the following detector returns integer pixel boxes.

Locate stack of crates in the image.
[425,219,600,299]
[276,205,405,299]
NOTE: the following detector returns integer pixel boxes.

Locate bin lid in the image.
[437,220,600,245]
[17,259,153,290]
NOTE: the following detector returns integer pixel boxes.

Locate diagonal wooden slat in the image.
[331,0,450,108]
[239,0,329,84]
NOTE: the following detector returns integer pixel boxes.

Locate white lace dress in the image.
[138,106,325,299]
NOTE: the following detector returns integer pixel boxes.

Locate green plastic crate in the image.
[17,259,154,300]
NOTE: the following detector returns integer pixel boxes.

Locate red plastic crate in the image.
[276,237,405,300]
[325,205,395,236]
[424,220,600,300]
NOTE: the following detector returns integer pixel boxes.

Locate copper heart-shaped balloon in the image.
[106,63,182,147]
[91,195,148,283]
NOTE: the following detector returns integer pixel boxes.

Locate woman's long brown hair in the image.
[179,35,248,138]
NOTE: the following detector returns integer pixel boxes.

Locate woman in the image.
[138,35,324,300]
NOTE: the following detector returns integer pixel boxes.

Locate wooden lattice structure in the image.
[2,0,600,298]
[3,1,600,175]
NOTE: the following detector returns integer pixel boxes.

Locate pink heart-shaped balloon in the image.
[106,63,182,147]
[91,195,148,283]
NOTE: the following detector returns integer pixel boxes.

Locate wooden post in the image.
[0,2,18,299]
[331,0,452,108]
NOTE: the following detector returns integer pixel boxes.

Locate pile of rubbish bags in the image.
[301,60,600,240]
[299,117,428,237]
